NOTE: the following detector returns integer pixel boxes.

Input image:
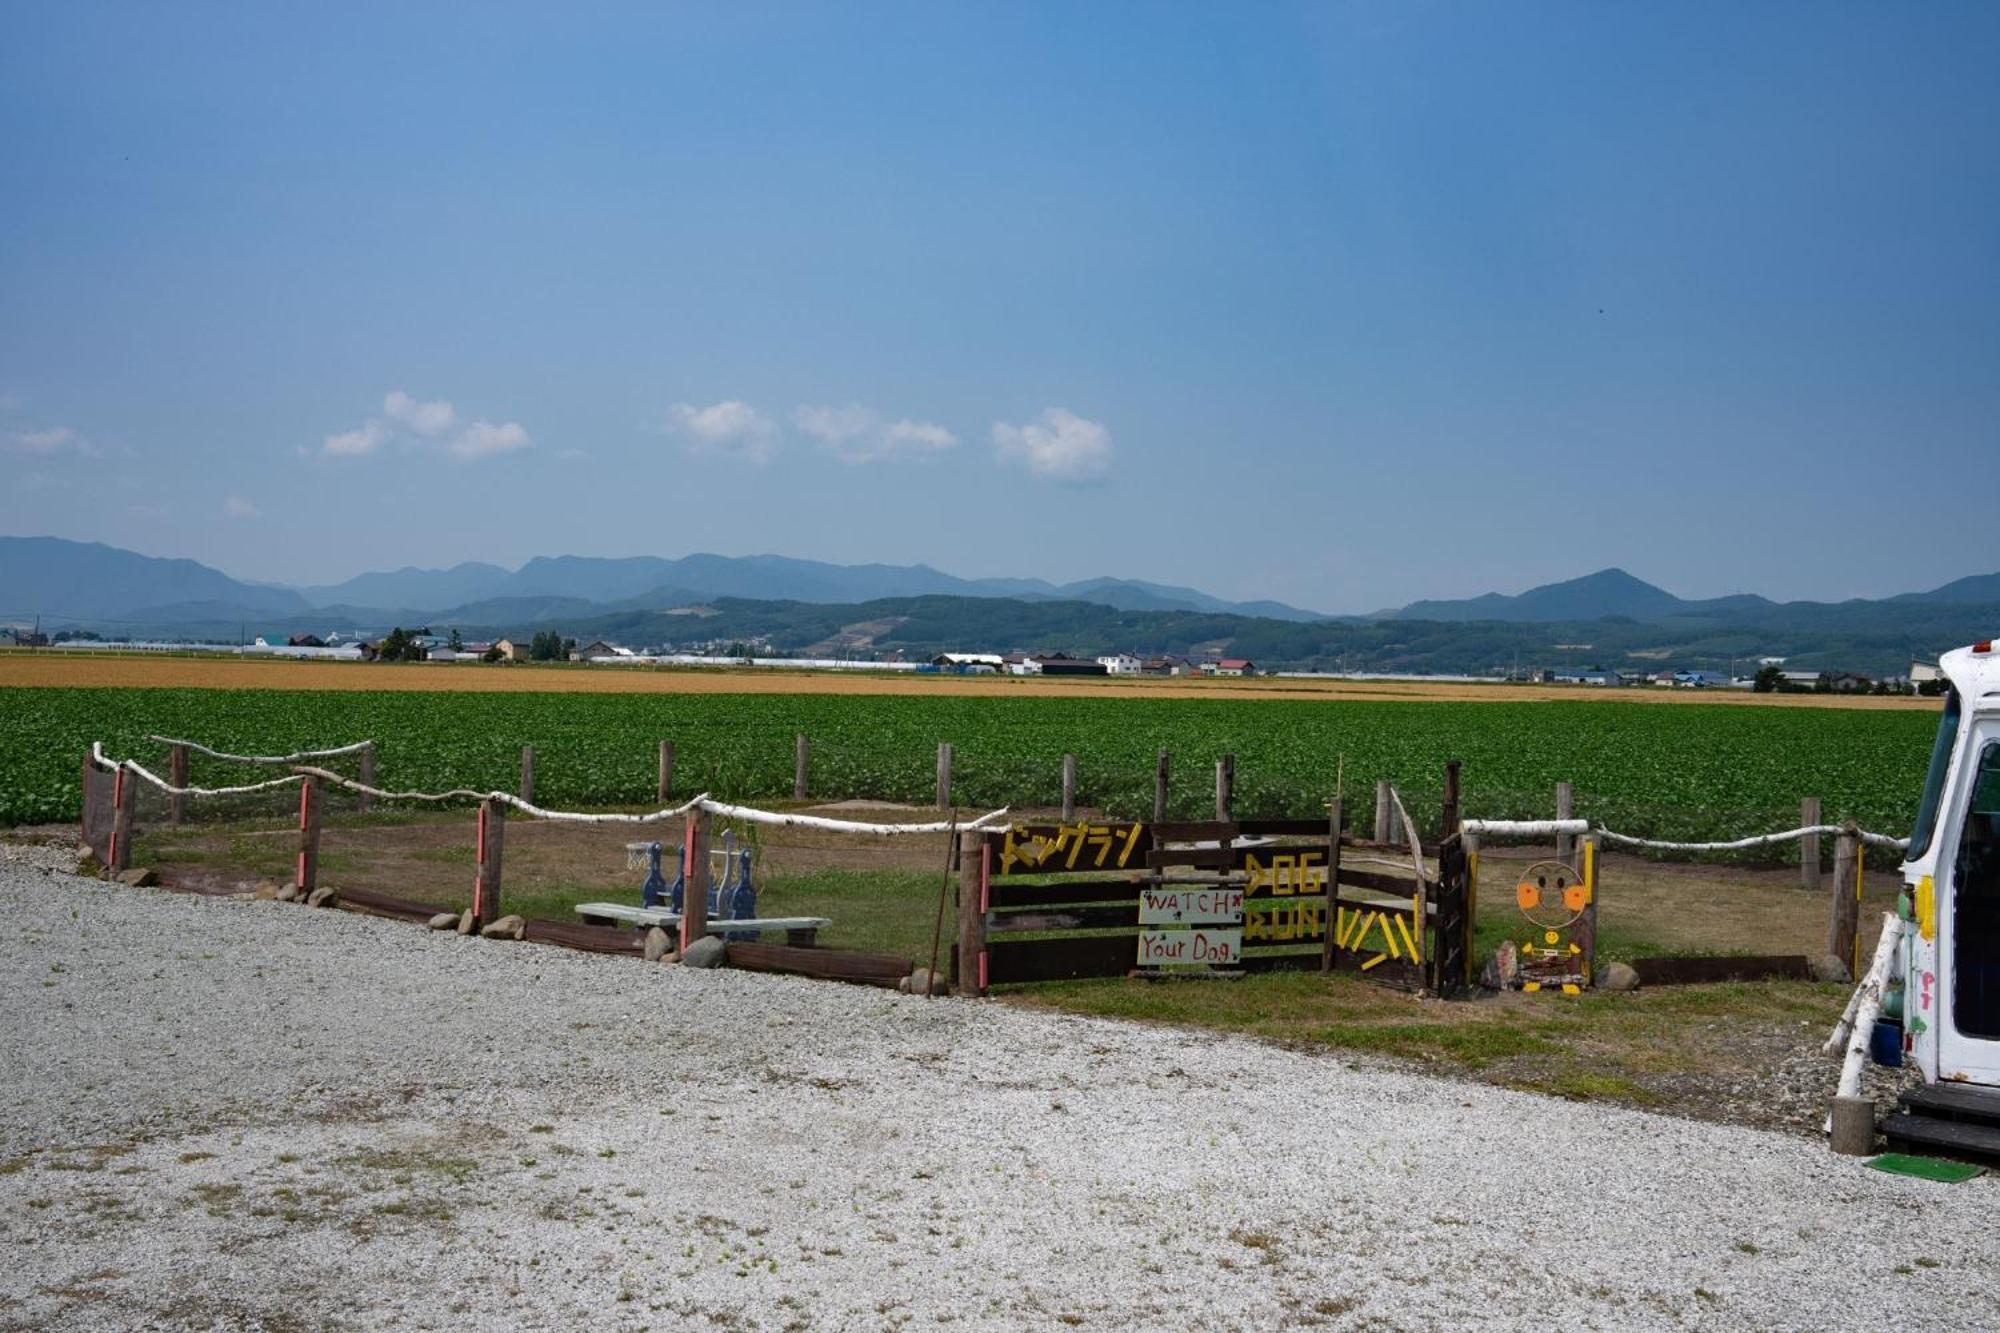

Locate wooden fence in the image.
[952,806,1473,999]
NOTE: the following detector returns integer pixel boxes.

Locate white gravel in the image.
[0,847,1994,1331]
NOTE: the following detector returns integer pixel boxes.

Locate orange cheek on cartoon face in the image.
[1516,882,1541,912]
[1563,883,1588,914]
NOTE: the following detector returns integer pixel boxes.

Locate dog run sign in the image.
[1137,884,1244,969]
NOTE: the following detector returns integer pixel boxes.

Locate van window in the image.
[1907,688,1962,860]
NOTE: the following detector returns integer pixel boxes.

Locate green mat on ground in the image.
[1866,1153,1987,1183]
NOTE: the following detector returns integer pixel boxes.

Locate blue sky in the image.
[3,2,1996,613]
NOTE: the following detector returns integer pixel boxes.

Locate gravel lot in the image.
[0,846,1994,1332]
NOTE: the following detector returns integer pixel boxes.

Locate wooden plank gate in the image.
[952,811,1471,999]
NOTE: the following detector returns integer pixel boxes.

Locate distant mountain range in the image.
[3,535,1997,677]
[0,537,1332,625]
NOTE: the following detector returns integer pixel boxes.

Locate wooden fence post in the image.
[1153,749,1170,824]
[1579,835,1599,986]
[680,808,711,951]
[79,751,95,853]
[794,734,809,801]
[1061,753,1077,821]
[936,742,953,810]
[1216,754,1234,823]
[1442,760,1461,842]
[1322,797,1343,973]
[1830,827,1861,978]
[169,744,189,825]
[657,740,675,803]
[1374,780,1393,843]
[1800,796,1822,891]
[357,742,376,814]
[519,745,535,804]
[1462,829,1481,982]
[296,775,323,895]
[955,830,987,997]
[1555,781,1574,866]
[108,764,135,875]
[473,796,504,929]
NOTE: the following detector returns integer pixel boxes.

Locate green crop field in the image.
[0,685,1943,848]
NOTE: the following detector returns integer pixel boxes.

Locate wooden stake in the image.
[794,734,809,801]
[955,831,987,997]
[936,742,953,810]
[1374,780,1392,844]
[169,744,189,825]
[78,751,95,854]
[1153,749,1170,824]
[1215,754,1234,823]
[680,809,711,951]
[1555,781,1574,866]
[1800,796,1822,891]
[657,739,675,802]
[1322,797,1343,974]
[357,742,376,814]
[473,796,504,929]
[1830,828,1860,977]
[1462,830,1482,987]
[108,764,135,874]
[519,745,535,804]
[297,775,323,895]
[1579,835,1599,986]
[1061,753,1077,821]
[924,815,959,994]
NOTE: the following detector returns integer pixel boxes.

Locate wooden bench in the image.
[573,901,831,946]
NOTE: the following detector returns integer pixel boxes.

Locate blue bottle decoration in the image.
[667,842,687,913]
[728,847,757,921]
[639,842,667,909]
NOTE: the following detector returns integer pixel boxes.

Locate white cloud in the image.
[991,408,1113,482]
[383,390,458,437]
[323,420,388,457]
[223,495,260,519]
[449,419,532,461]
[793,403,957,464]
[665,400,780,464]
[5,425,97,457]
[321,390,529,463]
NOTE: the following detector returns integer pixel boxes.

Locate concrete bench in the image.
[573,902,831,947]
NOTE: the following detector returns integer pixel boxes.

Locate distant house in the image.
[1004,654,1036,676]
[491,638,525,662]
[1552,667,1620,686]
[286,633,327,649]
[1910,660,1943,685]
[1672,669,1729,688]
[1141,656,1192,676]
[1827,671,1875,692]
[932,652,1005,674]
[1032,653,1108,678]
[1204,658,1257,677]
[574,640,623,661]
[1095,653,1142,675]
